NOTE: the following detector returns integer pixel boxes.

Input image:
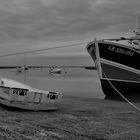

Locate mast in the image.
[23,53,26,84]
[134,15,140,37]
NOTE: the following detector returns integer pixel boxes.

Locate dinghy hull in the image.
[0,78,62,110]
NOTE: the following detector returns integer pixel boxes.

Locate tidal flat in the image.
[0,95,139,140]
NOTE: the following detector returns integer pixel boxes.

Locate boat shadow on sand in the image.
[0,102,59,112]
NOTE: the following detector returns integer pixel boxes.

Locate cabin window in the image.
[47,92,58,100]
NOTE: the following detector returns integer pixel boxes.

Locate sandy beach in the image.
[0,95,139,140]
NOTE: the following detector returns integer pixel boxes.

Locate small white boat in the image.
[49,67,62,77]
[0,78,62,110]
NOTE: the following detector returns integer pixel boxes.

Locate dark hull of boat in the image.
[101,79,140,96]
[98,42,140,70]
[87,41,140,97]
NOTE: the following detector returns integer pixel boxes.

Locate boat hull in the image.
[87,40,140,97]
[0,96,59,111]
[100,79,140,96]
[0,86,62,111]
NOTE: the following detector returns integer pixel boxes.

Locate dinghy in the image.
[0,78,62,110]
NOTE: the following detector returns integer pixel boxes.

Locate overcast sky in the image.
[0,0,140,55]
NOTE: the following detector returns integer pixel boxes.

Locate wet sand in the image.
[0,95,139,140]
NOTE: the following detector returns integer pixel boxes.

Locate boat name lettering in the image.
[108,45,134,56]
[13,89,27,96]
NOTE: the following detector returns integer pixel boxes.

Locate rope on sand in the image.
[102,69,140,112]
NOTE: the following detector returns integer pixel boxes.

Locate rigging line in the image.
[102,69,140,112]
[23,53,26,84]
[0,41,88,58]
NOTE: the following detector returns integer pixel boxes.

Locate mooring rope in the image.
[102,68,140,112]
[0,41,88,58]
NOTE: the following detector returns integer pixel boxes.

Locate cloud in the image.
[0,0,140,43]
[0,0,31,13]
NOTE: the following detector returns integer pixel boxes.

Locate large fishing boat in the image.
[86,30,140,96]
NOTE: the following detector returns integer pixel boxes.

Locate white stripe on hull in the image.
[96,59,140,80]
[101,78,140,84]
[100,59,140,75]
